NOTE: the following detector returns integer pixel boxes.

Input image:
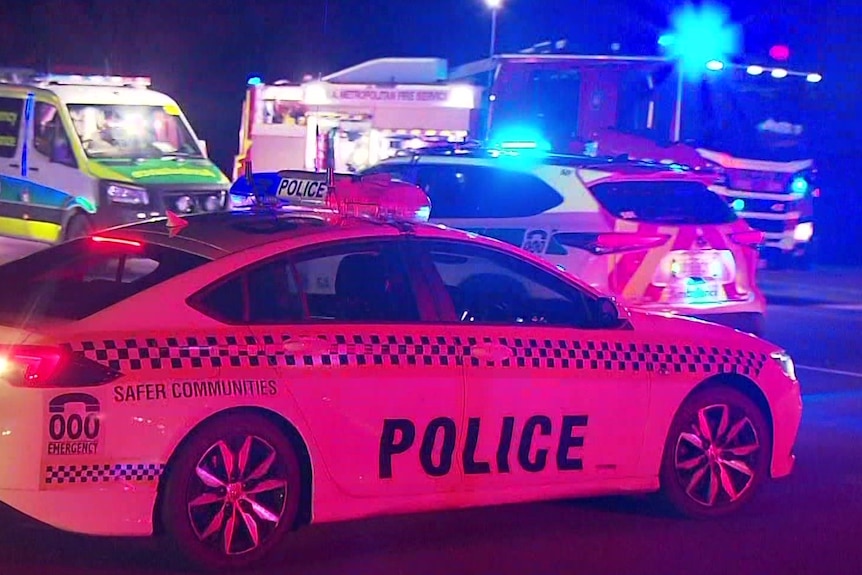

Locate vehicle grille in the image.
[163,190,228,214]
[730,196,795,215]
[726,169,791,194]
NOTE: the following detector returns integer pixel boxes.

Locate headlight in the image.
[105,183,149,206]
[770,350,797,382]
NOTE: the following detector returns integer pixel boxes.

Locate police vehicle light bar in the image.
[229,167,432,224]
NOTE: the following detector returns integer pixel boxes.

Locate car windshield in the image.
[616,64,821,162]
[66,103,204,159]
[683,71,820,162]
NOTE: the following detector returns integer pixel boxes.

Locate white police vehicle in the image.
[360,145,768,336]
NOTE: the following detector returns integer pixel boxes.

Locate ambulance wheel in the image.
[161,412,302,572]
[63,212,93,241]
[659,386,771,518]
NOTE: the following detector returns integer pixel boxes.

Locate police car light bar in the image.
[34,74,152,88]
[229,167,432,224]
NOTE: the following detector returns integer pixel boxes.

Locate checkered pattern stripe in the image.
[65,334,767,377]
[44,463,165,485]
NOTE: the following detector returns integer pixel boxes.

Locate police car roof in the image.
[95,208,467,259]
[382,146,695,173]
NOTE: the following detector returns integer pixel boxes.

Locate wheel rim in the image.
[187,435,288,556]
[673,403,760,508]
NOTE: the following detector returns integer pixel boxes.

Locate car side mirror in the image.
[594,296,621,328]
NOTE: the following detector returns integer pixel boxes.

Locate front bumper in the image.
[94,184,230,230]
[769,379,803,479]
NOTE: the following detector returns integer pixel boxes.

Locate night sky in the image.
[1,0,859,260]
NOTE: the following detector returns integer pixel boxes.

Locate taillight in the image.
[0,345,122,388]
[91,235,142,248]
[730,230,765,248]
[554,232,671,255]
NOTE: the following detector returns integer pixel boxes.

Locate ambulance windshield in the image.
[67,104,204,159]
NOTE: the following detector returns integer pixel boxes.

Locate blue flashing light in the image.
[229,171,281,198]
[489,126,552,153]
[660,2,741,79]
[247,76,263,86]
[731,198,745,211]
[658,33,676,48]
[790,176,809,197]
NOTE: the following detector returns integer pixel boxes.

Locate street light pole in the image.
[485,0,502,57]
[489,8,498,57]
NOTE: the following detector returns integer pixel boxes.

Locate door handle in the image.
[282,337,331,355]
[470,343,514,362]
[8,163,19,168]
[28,166,39,172]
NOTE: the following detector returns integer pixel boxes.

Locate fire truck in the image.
[449,50,823,267]
[234,51,822,266]
[232,58,478,178]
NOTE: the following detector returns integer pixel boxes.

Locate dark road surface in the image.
[0,239,860,575]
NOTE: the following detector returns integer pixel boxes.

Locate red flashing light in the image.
[769,45,790,61]
[555,232,671,255]
[325,173,432,223]
[730,230,765,248]
[91,236,142,247]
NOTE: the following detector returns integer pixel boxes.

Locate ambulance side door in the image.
[0,93,30,239]
[27,98,92,241]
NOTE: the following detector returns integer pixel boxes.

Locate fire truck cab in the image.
[450,52,824,267]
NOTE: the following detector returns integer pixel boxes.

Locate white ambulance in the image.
[0,69,230,243]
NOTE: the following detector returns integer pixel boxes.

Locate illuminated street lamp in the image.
[485,0,502,57]
[658,2,741,141]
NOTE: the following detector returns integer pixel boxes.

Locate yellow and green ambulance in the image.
[0,69,230,242]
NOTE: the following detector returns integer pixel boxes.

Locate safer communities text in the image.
[114,379,277,402]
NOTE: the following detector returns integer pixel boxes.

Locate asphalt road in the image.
[0,239,860,575]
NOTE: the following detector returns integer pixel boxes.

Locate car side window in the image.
[292,241,420,322]
[34,102,76,167]
[418,240,594,328]
[369,164,564,220]
[192,240,421,324]
[0,97,23,158]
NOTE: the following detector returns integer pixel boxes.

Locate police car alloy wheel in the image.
[160,412,302,571]
[659,386,771,518]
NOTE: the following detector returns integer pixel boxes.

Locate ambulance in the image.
[232,58,478,178]
[0,69,231,243]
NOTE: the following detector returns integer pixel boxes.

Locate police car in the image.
[0,170,800,571]
[360,146,768,336]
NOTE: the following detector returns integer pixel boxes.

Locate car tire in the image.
[161,411,303,572]
[659,386,771,518]
[63,212,93,242]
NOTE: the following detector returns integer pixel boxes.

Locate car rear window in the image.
[589,181,737,225]
[0,237,210,322]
